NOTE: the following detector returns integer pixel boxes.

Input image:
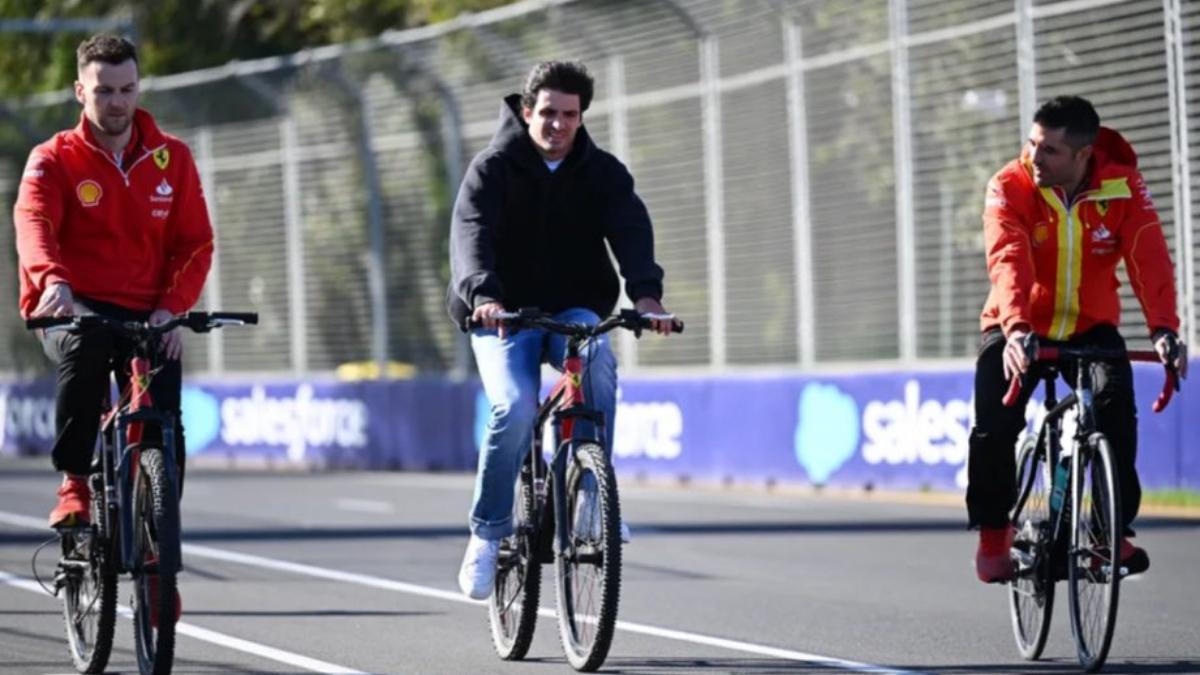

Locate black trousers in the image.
[41,299,185,484]
[965,324,1140,531]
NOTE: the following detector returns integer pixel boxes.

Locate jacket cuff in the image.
[627,281,663,304]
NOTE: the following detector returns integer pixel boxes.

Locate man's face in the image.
[1027,123,1091,189]
[75,59,139,138]
[522,88,582,161]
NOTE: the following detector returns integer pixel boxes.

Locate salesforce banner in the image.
[2,363,1197,490]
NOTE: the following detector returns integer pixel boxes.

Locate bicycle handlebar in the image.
[1002,344,1180,413]
[464,307,684,338]
[26,311,259,336]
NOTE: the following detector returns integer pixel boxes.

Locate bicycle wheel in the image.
[62,475,117,674]
[1068,432,1122,673]
[132,448,181,675]
[554,443,620,672]
[1007,435,1054,660]
[488,465,542,659]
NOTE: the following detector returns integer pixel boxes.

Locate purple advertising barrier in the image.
[2,360,1196,491]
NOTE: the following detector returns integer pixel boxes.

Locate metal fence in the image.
[2,0,1198,376]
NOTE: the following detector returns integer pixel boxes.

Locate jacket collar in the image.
[1019,126,1139,202]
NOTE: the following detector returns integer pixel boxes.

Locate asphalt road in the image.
[1,459,1197,674]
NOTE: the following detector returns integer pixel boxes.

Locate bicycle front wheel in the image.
[1008,435,1054,660]
[554,443,620,672]
[488,464,542,660]
[62,476,117,674]
[1068,432,1122,673]
[132,448,181,675]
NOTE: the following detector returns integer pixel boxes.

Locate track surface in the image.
[2,459,1197,674]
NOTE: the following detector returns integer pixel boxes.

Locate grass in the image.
[1141,490,1200,509]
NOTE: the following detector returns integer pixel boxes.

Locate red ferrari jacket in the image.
[980,127,1179,340]
[14,109,213,318]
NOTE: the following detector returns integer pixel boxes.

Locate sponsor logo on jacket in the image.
[76,180,102,207]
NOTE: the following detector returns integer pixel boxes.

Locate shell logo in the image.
[1033,223,1049,247]
[76,180,103,207]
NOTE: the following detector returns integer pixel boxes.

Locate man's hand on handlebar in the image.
[150,309,183,361]
[1152,328,1188,380]
[635,297,675,336]
[32,282,79,319]
[472,301,509,338]
[1002,325,1034,382]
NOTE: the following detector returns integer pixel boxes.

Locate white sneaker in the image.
[457,534,500,600]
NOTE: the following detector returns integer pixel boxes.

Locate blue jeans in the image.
[469,307,618,540]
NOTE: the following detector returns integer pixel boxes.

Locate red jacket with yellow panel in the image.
[980,127,1179,340]
[14,109,213,318]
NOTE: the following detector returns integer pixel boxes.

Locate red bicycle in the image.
[28,311,256,675]
[474,308,682,672]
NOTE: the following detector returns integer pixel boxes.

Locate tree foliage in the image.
[0,0,514,94]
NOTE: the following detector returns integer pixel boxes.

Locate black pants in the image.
[966,324,1140,531]
[41,299,185,486]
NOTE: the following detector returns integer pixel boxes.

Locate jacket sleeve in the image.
[157,144,214,315]
[13,148,72,298]
[983,174,1035,335]
[1120,171,1179,334]
[449,154,505,309]
[603,160,664,303]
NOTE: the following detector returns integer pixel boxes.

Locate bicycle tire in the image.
[488,465,542,660]
[555,443,620,672]
[132,448,181,675]
[1068,432,1121,673]
[62,476,117,674]
[1007,434,1054,660]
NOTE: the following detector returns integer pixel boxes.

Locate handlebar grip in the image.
[26,316,74,330]
[670,319,685,333]
[1151,369,1179,413]
[1002,374,1023,407]
[207,312,258,324]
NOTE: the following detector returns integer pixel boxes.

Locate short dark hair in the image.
[521,61,593,112]
[1033,96,1099,149]
[77,34,138,73]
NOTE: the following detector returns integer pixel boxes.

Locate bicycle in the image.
[27,311,257,675]
[1002,336,1179,673]
[468,307,682,672]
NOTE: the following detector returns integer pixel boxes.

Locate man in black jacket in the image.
[448,61,674,600]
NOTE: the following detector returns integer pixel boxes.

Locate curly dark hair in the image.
[520,61,593,112]
[1033,96,1099,150]
[77,34,138,73]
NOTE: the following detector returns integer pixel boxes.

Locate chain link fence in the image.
[2,0,1197,377]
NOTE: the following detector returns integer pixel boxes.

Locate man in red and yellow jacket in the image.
[13,35,213,528]
[969,96,1186,582]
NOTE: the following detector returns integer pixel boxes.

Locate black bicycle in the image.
[1003,337,1178,672]
[28,311,257,675]
[470,308,681,672]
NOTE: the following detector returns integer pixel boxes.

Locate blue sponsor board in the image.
[2,363,1197,491]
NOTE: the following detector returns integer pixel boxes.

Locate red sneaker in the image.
[49,475,91,528]
[975,526,1015,583]
[145,557,182,629]
[1120,538,1149,575]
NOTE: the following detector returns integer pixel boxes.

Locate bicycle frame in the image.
[530,336,608,559]
[101,347,182,576]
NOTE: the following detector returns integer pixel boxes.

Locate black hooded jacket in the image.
[446,94,664,328]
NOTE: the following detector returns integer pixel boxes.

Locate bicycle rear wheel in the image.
[132,448,181,675]
[488,464,542,659]
[1007,435,1054,660]
[62,476,117,674]
[554,443,620,672]
[1068,433,1121,673]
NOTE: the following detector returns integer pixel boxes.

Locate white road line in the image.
[1,508,920,674]
[334,498,394,514]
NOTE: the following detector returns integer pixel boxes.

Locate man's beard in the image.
[98,113,131,136]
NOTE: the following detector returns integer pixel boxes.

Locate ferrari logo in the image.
[153,147,170,170]
[1095,200,1109,218]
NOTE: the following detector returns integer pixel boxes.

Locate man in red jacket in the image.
[13,35,213,528]
[969,96,1185,582]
